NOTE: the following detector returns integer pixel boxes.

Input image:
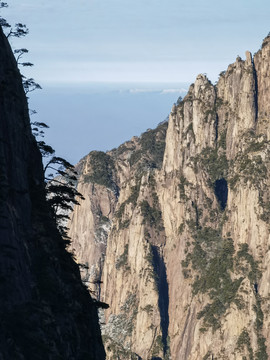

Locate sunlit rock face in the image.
[69,36,270,360]
[0,26,105,359]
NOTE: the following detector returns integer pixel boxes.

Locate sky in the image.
[28,84,187,162]
[4,0,270,84]
[2,0,270,162]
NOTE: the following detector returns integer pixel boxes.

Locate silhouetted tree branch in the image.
[1,2,84,243]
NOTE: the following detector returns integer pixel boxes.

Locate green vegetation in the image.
[236,244,262,284]
[246,140,267,153]
[196,260,243,331]
[182,225,244,331]
[219,70,226,77]
[236,328,254,359]
[179,175,189,201]
[173,103,269,355]
[201,95,223,123]
[115,244,129,270]
[215,97,223,108]
[127,182,141,205]
[141,123,167,166]
[178,222,185,234]
[129,121,168,170]
[176,95,183,106]
[44,155,85,240]
[259,192,270,224]
[152,335,163,358]
[218,129,227,150]
[229,154,267,190]
[183,223,267,344]
[140,200,162,228]
[253,297,264,332]
[262,39,270,48]
[255,335,268,360]
[202,351,212,360]
[111,143,135,157]
[148,173,160,208]
[185,236,268,360]
[115,202,126,220]
[100,215,109,224]
[235,244,267,359]
[183,123,195,139]
[229,131,269,190]
[142,304,154,314]
[115,178,141,228]
[204,108,216,123]
[144,245,159,291]
[31,122,85,242]
[200,148,228,183]
[192,147,228,186]
[118,219,130,230]
[129,149,143,167]
[83,151,116,190]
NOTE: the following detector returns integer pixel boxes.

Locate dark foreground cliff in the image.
[0,27,105,359]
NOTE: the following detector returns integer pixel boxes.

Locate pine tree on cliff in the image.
[0,2,84,242]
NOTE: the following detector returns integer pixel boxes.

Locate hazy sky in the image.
[2,1,270,163]
[4,0,270,84]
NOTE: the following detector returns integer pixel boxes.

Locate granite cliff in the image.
[0,26,105,359]
[69,36,270,359]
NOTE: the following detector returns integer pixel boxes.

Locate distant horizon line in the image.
[38,80,191,86]
[35,81,191,94]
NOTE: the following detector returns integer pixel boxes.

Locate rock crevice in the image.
[68,35,270,360]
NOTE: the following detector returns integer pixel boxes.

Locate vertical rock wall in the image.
[69,36,270,359]
[0,26,105,359]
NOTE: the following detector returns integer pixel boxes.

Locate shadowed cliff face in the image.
[0,27,105,359]
[68,36,270,359]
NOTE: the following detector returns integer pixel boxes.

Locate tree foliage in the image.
[7,23,29,38]
[0,3,41,95]
[14,48,33,67]
[0,4,29,38]
[34,122,85,239]
[1,3,84,241]
[22,76,42,94]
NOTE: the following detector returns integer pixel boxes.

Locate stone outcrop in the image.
[69,35,270,359]
[0,26,105,359]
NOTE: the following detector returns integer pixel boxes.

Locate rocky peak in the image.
[261,33,270,49]
[68,36,270,359]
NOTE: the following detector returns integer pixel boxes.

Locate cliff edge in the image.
[68,36,270,359]
[0,26,105,360]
